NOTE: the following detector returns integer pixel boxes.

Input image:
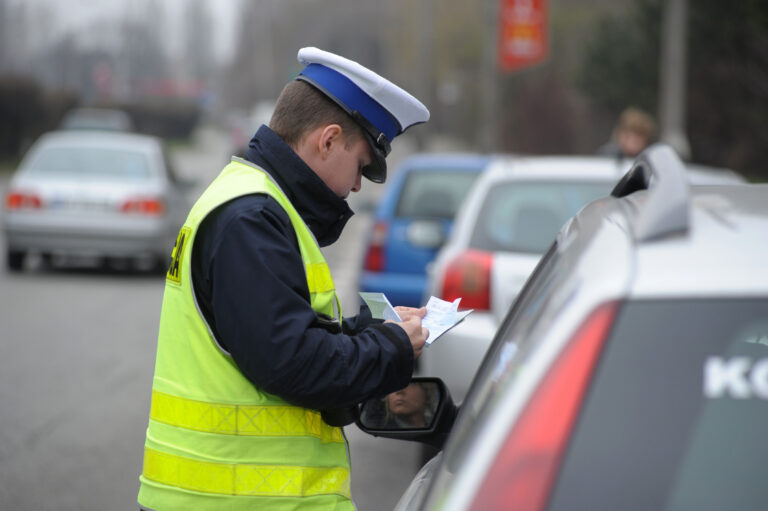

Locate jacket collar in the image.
[244,125,354,247]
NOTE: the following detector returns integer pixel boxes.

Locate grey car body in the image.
[3,130,189,271]
[365,145,768,510]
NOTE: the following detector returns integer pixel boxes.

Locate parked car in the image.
[421,155,747,402]
[59,107,135,132]
[358,153,490,307]
[3,130,191,272]
[358,144,768,510]
[419,156,624,400]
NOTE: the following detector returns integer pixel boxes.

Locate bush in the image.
[0,77,78,161]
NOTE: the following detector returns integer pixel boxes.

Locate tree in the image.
[578,0,768,180]
[183,0,215,85]
[686,0,768,178]
[577,0,660,115]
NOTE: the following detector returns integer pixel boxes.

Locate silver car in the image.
[358,144,768,510]
[421,155,746,403]
[3,130,190,272]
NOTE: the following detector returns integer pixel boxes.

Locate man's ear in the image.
[317,124,343,160]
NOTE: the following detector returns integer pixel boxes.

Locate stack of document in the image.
[359,292,473,345]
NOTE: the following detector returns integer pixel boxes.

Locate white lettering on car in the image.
[750,359,768,399]
[704,357,768,399]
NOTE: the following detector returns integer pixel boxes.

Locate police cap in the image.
[296,47,430,183]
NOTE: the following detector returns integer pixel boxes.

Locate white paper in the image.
[422,296,473,345]
[359,292,402,321]
[359,292,473,346]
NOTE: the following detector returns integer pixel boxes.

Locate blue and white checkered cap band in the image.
[298,63,401,143]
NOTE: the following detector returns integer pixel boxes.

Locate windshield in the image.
[23,146,153,180]
[470,181,612,253]
[395,170,481,220]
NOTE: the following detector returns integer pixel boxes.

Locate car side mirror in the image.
[406,220,446,249]
[356,377,457,448]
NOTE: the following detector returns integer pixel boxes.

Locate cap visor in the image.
[362,133,387,183]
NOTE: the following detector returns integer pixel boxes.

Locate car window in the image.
[395,170,480,220]
[24,146,153,179]
[470,181,612,253]
[548,298,768,511]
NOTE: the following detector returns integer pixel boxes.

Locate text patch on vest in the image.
[167,226,191,285]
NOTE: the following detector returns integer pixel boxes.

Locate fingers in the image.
[411,324,429,358]
[406,316,427,341]
[413,327,428,358]
[388,314,428,358]
[394,306,427,320]
[405,314,423,330]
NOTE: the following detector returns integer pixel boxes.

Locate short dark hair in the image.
[617,107,656,140]
[269,80,364,149]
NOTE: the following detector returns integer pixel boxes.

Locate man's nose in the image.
[351,174,362,193]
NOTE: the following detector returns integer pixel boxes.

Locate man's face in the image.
[320,134,370,199]
[297,124,373,199]
[387,383,426,416]
[618,130,649,157]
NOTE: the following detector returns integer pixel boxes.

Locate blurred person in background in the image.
[598,106,656,158]
[138,47,430,510]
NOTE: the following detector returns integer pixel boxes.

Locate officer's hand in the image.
[388,315,428,359]
[394,306,427,321]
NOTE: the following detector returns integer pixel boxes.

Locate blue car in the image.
[358,153,490,307]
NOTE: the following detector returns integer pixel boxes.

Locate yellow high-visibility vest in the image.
[138,158,353,511]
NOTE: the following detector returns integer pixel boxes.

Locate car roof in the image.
[558,147,767,299]
[631,184,768,297]
[482,155,630,182]
[481,155,746,185]
[60,107,134,131]
[395,152,491,171]
[26,130,163,154]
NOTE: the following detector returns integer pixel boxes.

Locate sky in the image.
[6,0,242,63]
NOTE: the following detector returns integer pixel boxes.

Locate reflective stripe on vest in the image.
[150,389,344,443]
[143,448,350,498]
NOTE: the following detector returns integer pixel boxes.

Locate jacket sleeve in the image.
[193,196,414,410]
[342,304,383,335]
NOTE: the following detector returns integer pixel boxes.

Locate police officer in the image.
[138,47,430,510]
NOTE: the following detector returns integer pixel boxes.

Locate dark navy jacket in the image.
[191,125,414,410]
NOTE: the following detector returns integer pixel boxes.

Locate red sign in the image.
[498,0,548,72]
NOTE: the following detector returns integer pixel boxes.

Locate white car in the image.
[421,155,745,402]
[3,130,191,272]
